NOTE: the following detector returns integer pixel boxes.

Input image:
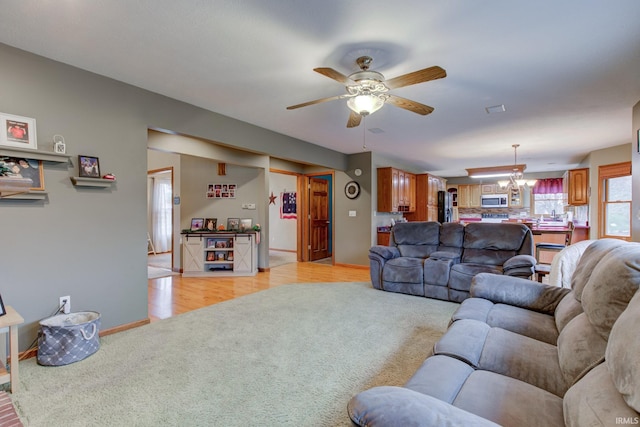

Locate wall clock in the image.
[344,181,360,200]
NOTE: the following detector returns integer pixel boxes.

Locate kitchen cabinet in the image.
[377,167,415,213]
[458,184,481,208]
[564,168,589,206]
[405,173,446,221]
[481,184,496,194]
[509,186,523,208]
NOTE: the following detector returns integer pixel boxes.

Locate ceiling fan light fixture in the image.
[347,94,385,116]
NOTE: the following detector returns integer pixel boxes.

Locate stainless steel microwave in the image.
[481,194,509,208]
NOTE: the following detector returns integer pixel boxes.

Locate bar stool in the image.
[535,222,574,265]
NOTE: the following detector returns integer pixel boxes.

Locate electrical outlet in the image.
[59,296,71,314]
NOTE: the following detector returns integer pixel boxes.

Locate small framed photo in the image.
[205,218,217,231]
[240,218,253,231]
[78,155,101,178]
[227,218,240,231]
[0,112,37,150]
[191,218,204,230]
[0,293,5,317]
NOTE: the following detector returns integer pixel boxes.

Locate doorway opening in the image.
[148,167,175,278]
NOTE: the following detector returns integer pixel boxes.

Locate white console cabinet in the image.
[182,232,258,277]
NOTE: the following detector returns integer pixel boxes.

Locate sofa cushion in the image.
[461,223,530,265]
[581,244,640,341]
[554,291,583,333]
[607,289,640,412]
[564,364,640,427]
[392,222,440,258]
[557,313,607,388]
[405,355,564,427]
[571,238,626,301]
[438,222,465,254]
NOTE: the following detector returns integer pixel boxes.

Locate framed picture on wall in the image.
[0,112,37,150]
[78,155,101,178]
[0,157,44,190]
[240,218,252,231]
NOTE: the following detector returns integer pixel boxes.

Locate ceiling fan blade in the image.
[386,95,435,115]
[286,94,345,110]
[385,66,446,90]
[347,111,362,128]
[314,67,353,84]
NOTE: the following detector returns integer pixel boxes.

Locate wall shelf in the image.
[0,191,47,200]
[0,147,70,163]
[70,177,115,188]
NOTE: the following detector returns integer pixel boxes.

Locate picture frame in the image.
[206,251,216,261]
[204,218,217,231]
[240,218,253,231]
[78,155,101,178]
[0,112,37,150]
[0,293,5,317]
[227,218,240,231]
[190,218,204,230]
[206,183,236,198]
[0,157,44,190]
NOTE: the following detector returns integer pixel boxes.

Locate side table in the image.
[0,306,24,392]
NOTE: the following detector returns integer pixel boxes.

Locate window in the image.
[531,178,564,216]
[532,192,564,216]
[599,162,631,240]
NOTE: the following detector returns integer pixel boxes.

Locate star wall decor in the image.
[269,191,277,205]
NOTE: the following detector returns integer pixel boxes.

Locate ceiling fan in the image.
[286,56,446,128]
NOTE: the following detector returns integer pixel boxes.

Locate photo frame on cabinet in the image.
[0,112,37,150]
[205,218,217,231]
[227,218,240,231]
[240,218,252,231]
[78,155,101,178]
[190,218,204,230]
[0,293,5,317]
[0,157,44,190]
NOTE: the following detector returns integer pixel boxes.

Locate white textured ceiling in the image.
[1,1,639,176]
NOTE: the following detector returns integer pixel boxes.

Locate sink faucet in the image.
[551,209,556,219]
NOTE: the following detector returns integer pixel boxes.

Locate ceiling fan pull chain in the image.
[362,115,367,151]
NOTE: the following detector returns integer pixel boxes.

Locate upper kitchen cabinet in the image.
[564,168,589,206]
[377,167,416,213]
[458,184,481,208]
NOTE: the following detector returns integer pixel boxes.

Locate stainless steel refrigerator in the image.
[437,190,453,223]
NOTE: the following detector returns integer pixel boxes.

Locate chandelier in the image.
[497,144,537,189]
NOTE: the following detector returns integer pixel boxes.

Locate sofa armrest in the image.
[348,386,500,427]
[470,272,571,314]
[369,245,400,260]
[502,254,536,274]
[429,250,461,262]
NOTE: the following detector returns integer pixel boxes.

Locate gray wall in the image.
[0,43,351,351]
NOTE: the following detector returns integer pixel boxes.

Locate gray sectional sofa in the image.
[369,221,536,302]
[349,239,640,426]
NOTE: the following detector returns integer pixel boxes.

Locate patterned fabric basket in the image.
[37,311,101,366]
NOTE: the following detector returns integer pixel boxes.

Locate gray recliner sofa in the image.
[349,239,640,427]
[369,221,535,302]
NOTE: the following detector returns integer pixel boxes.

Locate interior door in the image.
[309,177,329,261]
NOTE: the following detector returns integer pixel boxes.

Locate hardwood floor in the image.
[148,262,370,322]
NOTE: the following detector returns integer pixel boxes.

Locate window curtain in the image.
[151,177,172,253]
[532,178,563,194]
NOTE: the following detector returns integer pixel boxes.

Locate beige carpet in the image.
[13,282,458,426]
